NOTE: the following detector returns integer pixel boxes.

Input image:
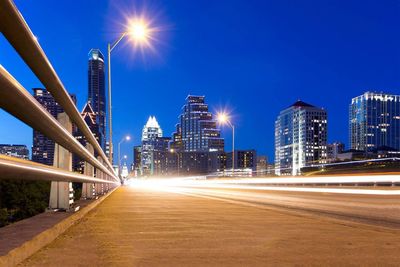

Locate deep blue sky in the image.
[1,0,399,163]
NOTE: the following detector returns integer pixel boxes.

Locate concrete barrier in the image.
[0,187,117,267]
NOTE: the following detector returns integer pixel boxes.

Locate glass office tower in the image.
[275,101,327,176]
[88,49,106,149]
[176,95,224,152]
[350,92,400,152]
[141,116,163,175]
[32,88,64,165]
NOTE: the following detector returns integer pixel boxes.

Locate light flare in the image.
[217,112,229,123]
[126,18,153,46]
[122,13,163,57]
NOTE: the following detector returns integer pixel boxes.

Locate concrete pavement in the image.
[171,185,400,228]
[20,186,400,266]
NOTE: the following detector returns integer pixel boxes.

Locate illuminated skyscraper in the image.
[275,101,327,176]
[141,116,163,175]
[169,95,225,174]
[177,95,224,152]
[88,49,106,149]
[350,92,400,152]
[32,88,64,165]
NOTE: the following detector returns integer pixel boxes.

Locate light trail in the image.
[126,175,400,229]
[177,184,400,195]
[127,175,400,195]
[203,175,400,185]
[208,157,400,177]
[127,176,400,228]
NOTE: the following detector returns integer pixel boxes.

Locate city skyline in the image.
[0,0,399,163]
[1,1,400,265]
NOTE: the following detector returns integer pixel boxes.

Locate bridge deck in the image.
[21,186,400,266]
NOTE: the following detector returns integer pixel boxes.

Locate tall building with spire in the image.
[275,100,327,176]
[88,49,106,149]
[141,116,163,175]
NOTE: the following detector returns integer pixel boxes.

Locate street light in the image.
[107,18,152,165]
[118,135,131,178]
[217,113,235,176]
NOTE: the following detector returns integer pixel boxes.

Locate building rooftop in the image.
[88,48,104,61]
[81,102,97,125]
[290,100,315,108]
[145,116,161,129]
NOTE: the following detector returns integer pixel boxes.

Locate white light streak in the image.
[127,175,400,196]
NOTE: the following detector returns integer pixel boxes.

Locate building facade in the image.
[175,95,224,153]
[350,92,400,152]
[327,142,345,162]
[0,144,29,160]
[170,124,183,152]
[226,150,257,171]
[73,102,100,173]
[168,95,225,174]
[88,49,106,149]
[256,155,268,175]
[133,145,142,175]
[32,88,64,165]
[275,101,327,176]
[152,137,172,176]
[141,116,163,176]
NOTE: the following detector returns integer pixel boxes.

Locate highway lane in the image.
[142,181,400,229]
[20,186,400,266]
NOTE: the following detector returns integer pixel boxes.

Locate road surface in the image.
[164,182,400,229]
[20,183,400,266]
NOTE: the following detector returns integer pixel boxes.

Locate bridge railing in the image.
[0,1,119,188]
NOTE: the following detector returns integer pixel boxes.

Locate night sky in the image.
[0,0,399,164]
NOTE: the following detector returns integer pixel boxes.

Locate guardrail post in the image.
[95,156,104,196]
[104,174,110,193]
[82,143,95,199]
[49,112,74,211]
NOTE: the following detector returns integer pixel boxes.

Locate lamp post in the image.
[118,135,131,178]
[107,19,151,164]
[217,113,235,176]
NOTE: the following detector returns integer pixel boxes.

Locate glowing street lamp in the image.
[107,18,152,165]
[118,135,131,178]
[127,20,151,43]
[217,113,235,176]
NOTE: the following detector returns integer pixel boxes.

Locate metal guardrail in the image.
[0,66,117,180]
[0,0,115,177]
[0,155,114,184]
[0,0,119,184]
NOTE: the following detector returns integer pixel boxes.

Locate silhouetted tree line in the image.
[0,180,50,227]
